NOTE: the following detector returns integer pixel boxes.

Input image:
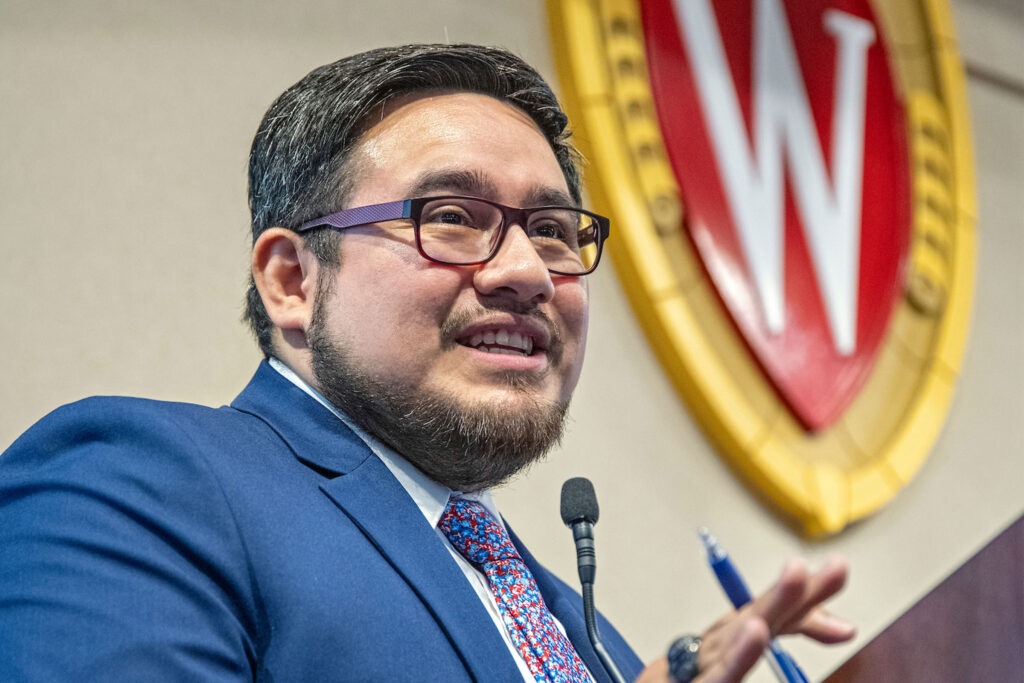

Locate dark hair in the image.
[243,43,582,356]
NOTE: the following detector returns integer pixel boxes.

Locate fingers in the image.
[642,555,855,683]
[798,555,849,614]
[758,557,810,628]
[799,606,857,643]
[749,555,855,643]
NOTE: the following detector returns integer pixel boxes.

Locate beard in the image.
[306,280,570,492]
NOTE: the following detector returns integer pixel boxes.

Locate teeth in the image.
[465,329,535,355]
[514,333,534,355]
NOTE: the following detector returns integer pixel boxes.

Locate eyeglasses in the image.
[297,195,610,276]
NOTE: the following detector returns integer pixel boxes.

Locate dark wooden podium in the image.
[825,514,1024,682]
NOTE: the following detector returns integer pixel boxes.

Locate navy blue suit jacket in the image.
[0,362,642,682]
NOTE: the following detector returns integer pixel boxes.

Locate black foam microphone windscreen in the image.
[560,476,600,526]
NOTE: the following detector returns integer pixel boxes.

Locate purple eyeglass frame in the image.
[296,195,610,276]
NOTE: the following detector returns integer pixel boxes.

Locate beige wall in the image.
[2,1,1021,680]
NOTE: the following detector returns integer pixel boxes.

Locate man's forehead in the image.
[354,88,525,142]
[375,88,466,119]
[345,90,571,206]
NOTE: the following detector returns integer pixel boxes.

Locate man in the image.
[0,44,852,682]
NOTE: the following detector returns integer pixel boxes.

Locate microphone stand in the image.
[570,518,627,683]
[581,582,627,683]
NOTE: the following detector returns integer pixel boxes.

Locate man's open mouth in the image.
[460,329,536,356]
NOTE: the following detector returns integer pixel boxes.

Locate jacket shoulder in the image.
[0,396,267,680]
[4,395,270,464]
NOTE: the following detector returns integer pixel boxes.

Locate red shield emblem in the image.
[548,0,975,535]
[642,0,910,430]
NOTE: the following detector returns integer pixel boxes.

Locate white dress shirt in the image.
[268,358,593,682]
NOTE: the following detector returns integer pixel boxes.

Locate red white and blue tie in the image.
[439,497,591,683]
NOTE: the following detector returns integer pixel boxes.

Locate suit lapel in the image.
[320,455,523,683]
[233,362,610,681]
[231,362,373,475]
[233,363,522,680]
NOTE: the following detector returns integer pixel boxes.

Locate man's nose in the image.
[472,226,555,303]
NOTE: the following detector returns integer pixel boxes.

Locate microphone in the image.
[560,476,600,584]
[560,478,626,683]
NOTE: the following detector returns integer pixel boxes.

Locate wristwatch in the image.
[667,635,702,683]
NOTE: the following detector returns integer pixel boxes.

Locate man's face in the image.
[307,91,589,490]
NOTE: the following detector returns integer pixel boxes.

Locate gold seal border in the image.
[548,0,976,536]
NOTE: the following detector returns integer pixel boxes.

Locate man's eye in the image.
[437,211,468,225]
[531,222,566,240]
[423,204,483,228]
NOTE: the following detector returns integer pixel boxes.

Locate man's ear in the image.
[251,228,322,337]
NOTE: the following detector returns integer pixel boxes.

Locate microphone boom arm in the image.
[562,478,627,683]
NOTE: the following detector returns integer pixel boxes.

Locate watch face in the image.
[668,636,702,682]
[549,0,975,536]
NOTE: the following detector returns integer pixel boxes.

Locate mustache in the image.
[440,302,563,360]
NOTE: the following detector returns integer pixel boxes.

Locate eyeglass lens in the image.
[416,197,599,274]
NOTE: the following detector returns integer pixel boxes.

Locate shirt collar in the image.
[267,357,501,527]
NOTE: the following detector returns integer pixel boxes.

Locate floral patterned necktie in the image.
[438,497,591,683]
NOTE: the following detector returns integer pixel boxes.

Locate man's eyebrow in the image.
[523,187,575,208]
[406,170,496,199]
[405,169,575,208]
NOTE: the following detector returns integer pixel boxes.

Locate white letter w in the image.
[674,0,875,355]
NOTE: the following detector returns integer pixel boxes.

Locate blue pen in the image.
[698,528,809,683]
